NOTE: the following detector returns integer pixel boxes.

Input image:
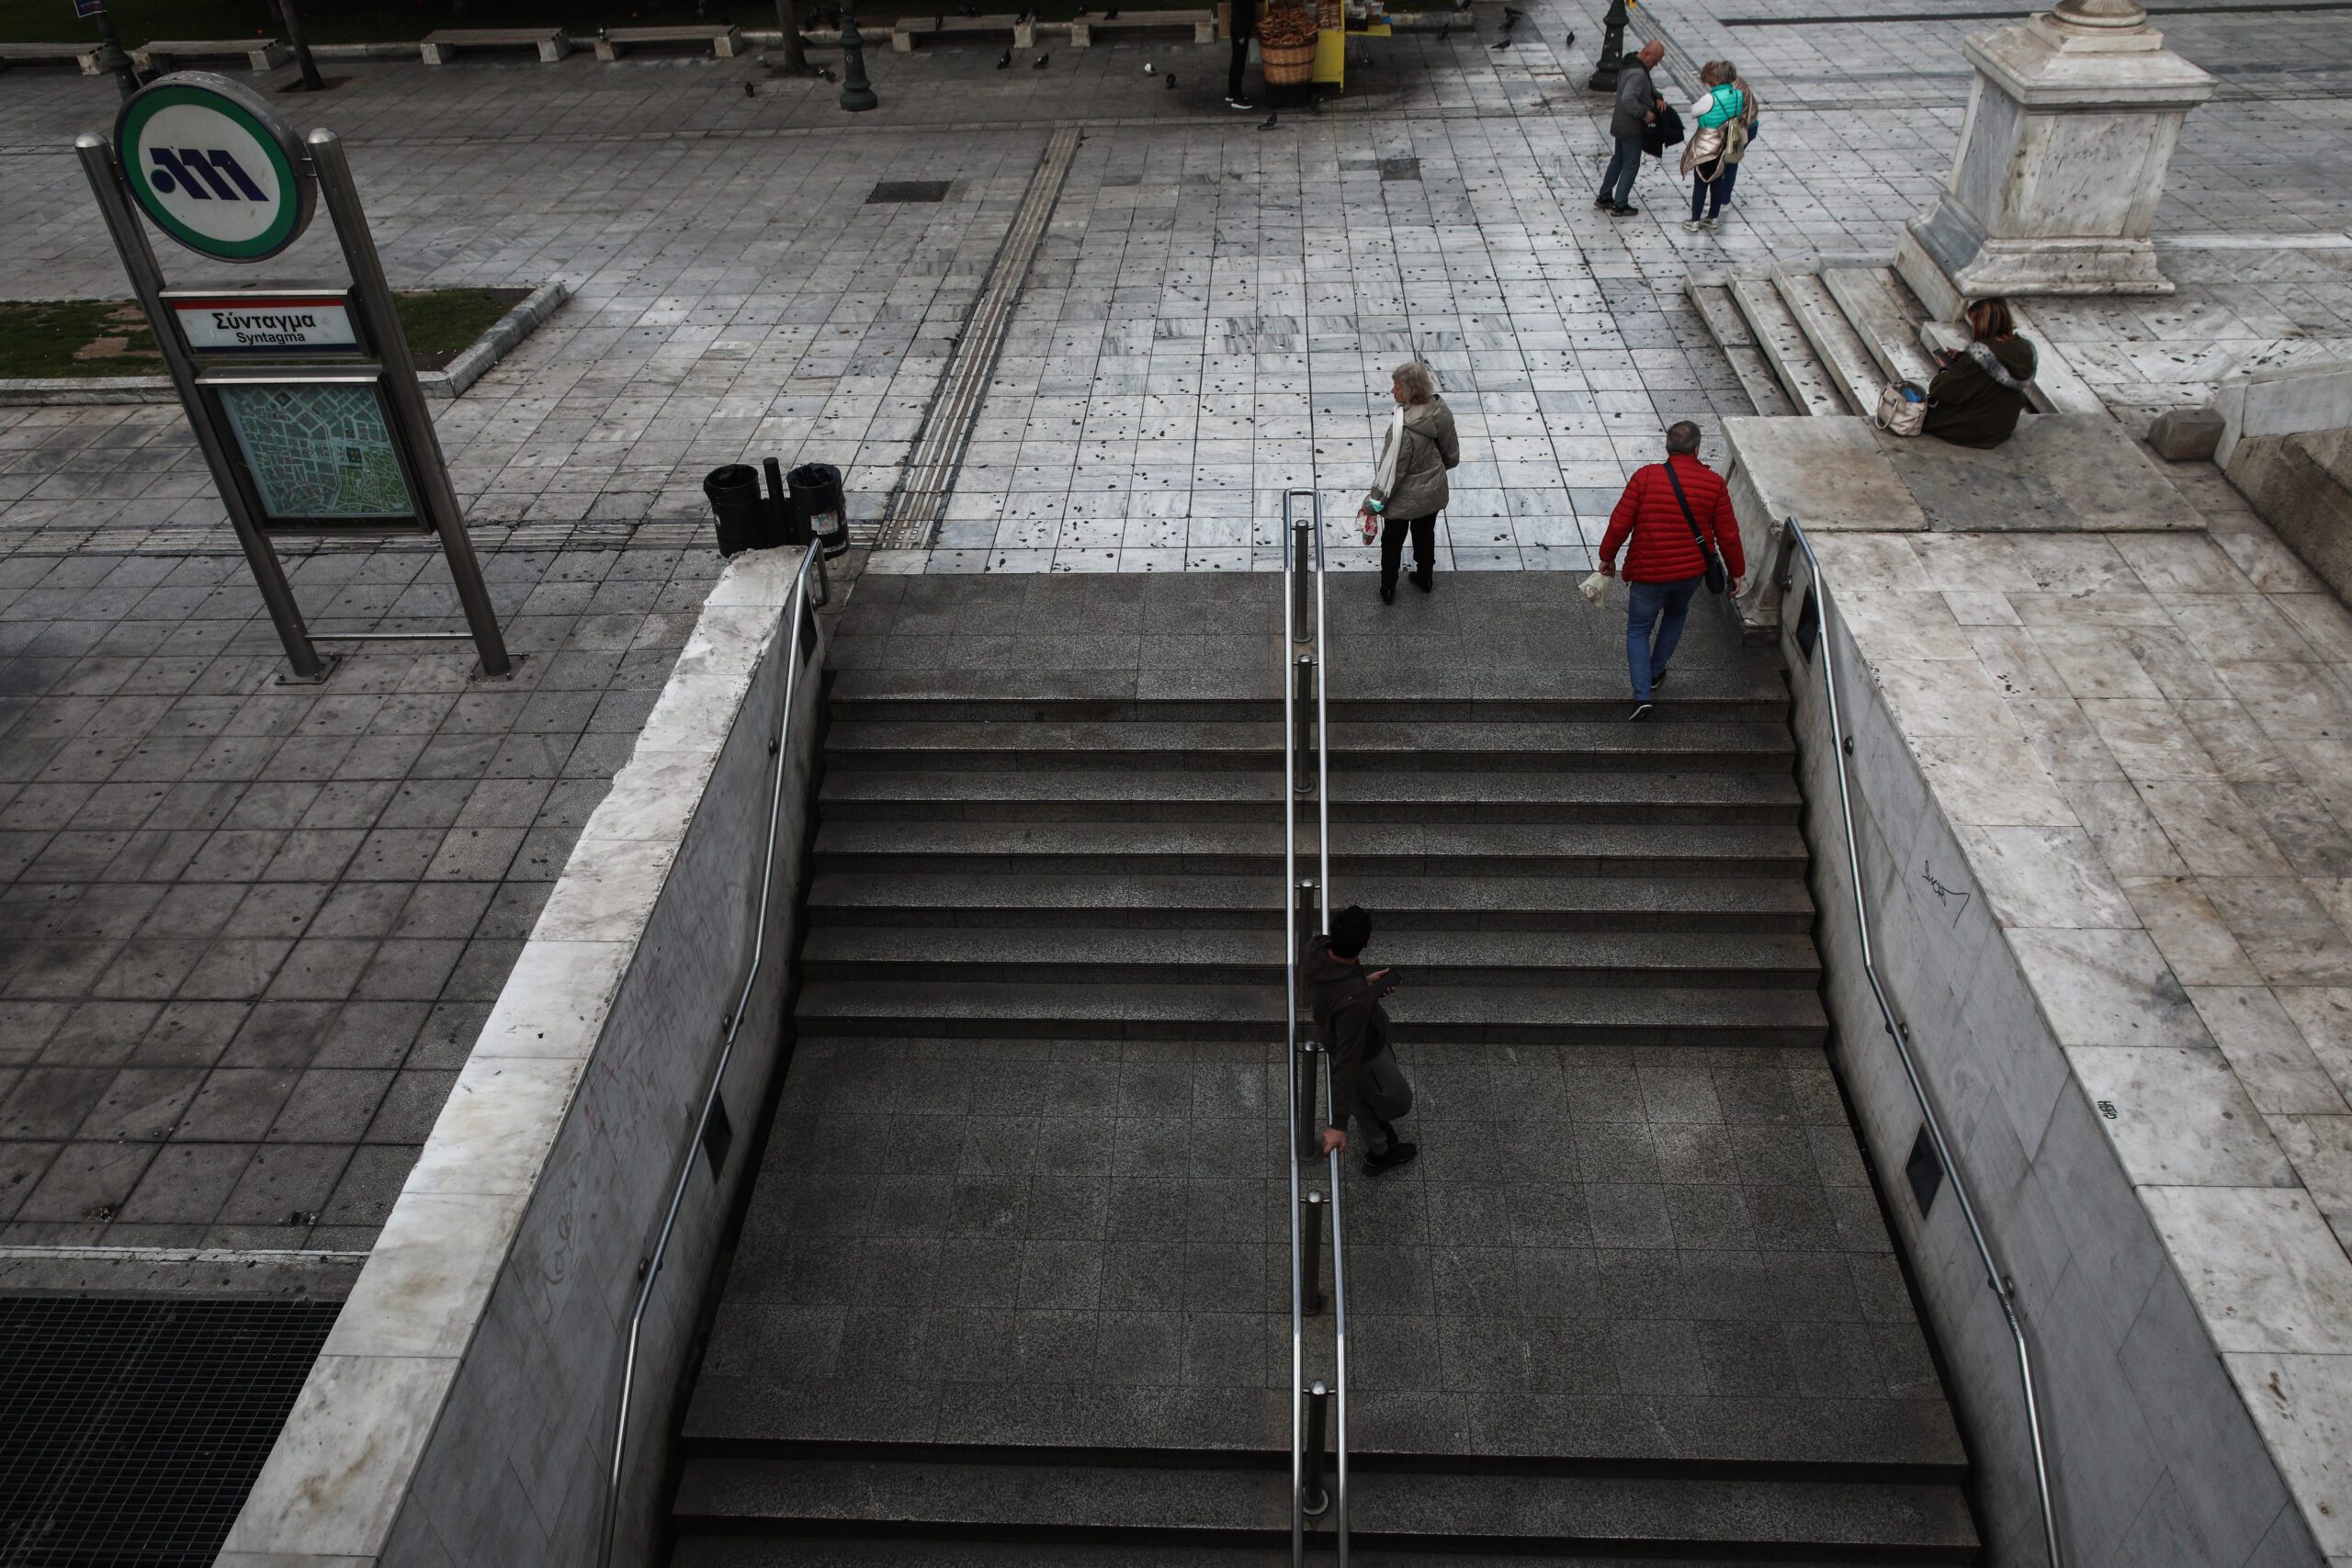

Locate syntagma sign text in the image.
[172,294,361,355]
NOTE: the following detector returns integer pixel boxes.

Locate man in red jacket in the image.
[1599,422,1746,720]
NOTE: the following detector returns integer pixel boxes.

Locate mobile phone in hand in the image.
[1369,967,1402,998]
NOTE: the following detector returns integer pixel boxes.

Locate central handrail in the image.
[1282,489,1345,1565]
[1777,515,2062,1568]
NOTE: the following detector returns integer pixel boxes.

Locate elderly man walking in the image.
[1596,40,1666,217]
[1599,421,1745,720]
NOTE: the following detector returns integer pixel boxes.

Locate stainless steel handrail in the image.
[1779,515,2062,1568]
[1282,490,1346,1565]
[597,542,827,1568]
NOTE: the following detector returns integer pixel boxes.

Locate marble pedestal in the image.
[1904,11,2212,299]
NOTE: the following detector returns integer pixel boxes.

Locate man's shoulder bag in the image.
[1662,462,1727,596]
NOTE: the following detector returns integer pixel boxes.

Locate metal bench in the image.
[1069,9,1217,43]
[0,40,107,73]
[891,14,1052,51]
[421,27,572,63]
[594,24,746,60]
[130,38,294,73]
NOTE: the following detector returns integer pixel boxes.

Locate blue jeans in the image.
[1626,575,1704,701]
[1691,163,1736,220]
[1599,132,1644,208]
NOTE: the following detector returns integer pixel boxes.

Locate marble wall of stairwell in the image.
[218,550,827,1568]
[1776,492,2352,1568]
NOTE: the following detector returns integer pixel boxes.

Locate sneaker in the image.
[1629,702,1653,721]
[1594,196,1612,209]
[1226,96,1254,109]
[1609,205,1638,217]
[1652,669,1668,690]
[1681,219,1706,232]
[1702,214,1720,229]
[1364,1142,1419,1176]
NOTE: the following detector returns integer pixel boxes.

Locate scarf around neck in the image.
[1374,405,1408,500]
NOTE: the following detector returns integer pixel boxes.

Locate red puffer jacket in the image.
[1600,455,1747,585]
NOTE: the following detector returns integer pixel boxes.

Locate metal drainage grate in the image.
[867,179,953,204]
[1379,158,1421,182]
[0,1295,340,1566]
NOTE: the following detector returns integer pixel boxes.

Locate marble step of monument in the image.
[670,1456,1973,1560]
[1686,276,1801,418]
[1774,266,1885,416]
[820,766,1802,825]
[793,980,1828,1045]
[1820,266,1939,389]
[1725,274,1847,418]
[810,819,1810,879]
[825,719,1795,773]
[806,869,1818,933]
[797,927,1824,990]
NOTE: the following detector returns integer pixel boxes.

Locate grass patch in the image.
[0,288,532,379]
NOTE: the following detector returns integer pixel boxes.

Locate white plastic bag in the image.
[1578,570,1611,605]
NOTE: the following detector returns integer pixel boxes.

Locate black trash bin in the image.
[787,462,850,556]
[704,464,772,557]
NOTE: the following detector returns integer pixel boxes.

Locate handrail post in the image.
[1291,513,1313,644]
[1295,1043,1322,1161]
[1302,1381,1331,1517]
[1301,1190,1326,1314]
[1294,654,1316,795]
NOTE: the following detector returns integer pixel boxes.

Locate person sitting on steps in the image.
[1923,297,2037,449]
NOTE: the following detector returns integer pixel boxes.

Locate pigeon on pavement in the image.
[996,47,1012,65]
[1034,51,1051,65]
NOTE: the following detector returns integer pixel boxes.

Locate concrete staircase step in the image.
[1687,277,1801,419]
[826,719,1795,773]
[674,1541,1946,1568]
[794,981,1828,1045]
[812,820,1811,878]
[831,667,1790,723]
[1725,274,1846,418]
[806,871,1817,932]
[1773,266,1883,417]
[671,1456,1974,1560]
[2000,300,2111,417]
[798,928,1824,989]
[1819,266,1938,389]
[820,768,1802,825]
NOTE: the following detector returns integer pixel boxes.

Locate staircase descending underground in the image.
[666,573,1978,1566]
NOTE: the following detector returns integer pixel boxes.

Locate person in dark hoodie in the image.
[1922,298,2037,449]
[1304,905,1419,1174]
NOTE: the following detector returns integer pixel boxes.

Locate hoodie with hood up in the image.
[1304,933,1387,1130]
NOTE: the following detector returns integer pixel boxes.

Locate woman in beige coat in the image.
[1358,361,1461,603]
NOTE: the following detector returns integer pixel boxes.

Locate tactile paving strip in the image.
[876,127,1082,552]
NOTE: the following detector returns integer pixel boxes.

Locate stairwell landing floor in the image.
[685,571,1964,1475]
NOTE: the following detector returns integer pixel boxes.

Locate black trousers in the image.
[1228,37,1250,98]
[1380,513,1436,587]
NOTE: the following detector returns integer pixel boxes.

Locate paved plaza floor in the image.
[4,0,2352,1260]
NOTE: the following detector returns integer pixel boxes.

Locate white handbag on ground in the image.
[1873,382,1928,436]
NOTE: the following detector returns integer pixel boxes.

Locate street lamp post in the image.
[838,0,878,110]
[90,4,141,101]
[1587,0,1627,92]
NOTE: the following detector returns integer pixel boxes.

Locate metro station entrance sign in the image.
[79,73,510,682]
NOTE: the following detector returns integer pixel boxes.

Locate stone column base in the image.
[1905,202,2176,301]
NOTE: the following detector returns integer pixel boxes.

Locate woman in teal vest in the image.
[1680,61,1757,232]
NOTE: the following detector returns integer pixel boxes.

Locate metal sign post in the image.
[77,72,511,682]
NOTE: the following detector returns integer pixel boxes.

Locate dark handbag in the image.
[1663,461,1726,595]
